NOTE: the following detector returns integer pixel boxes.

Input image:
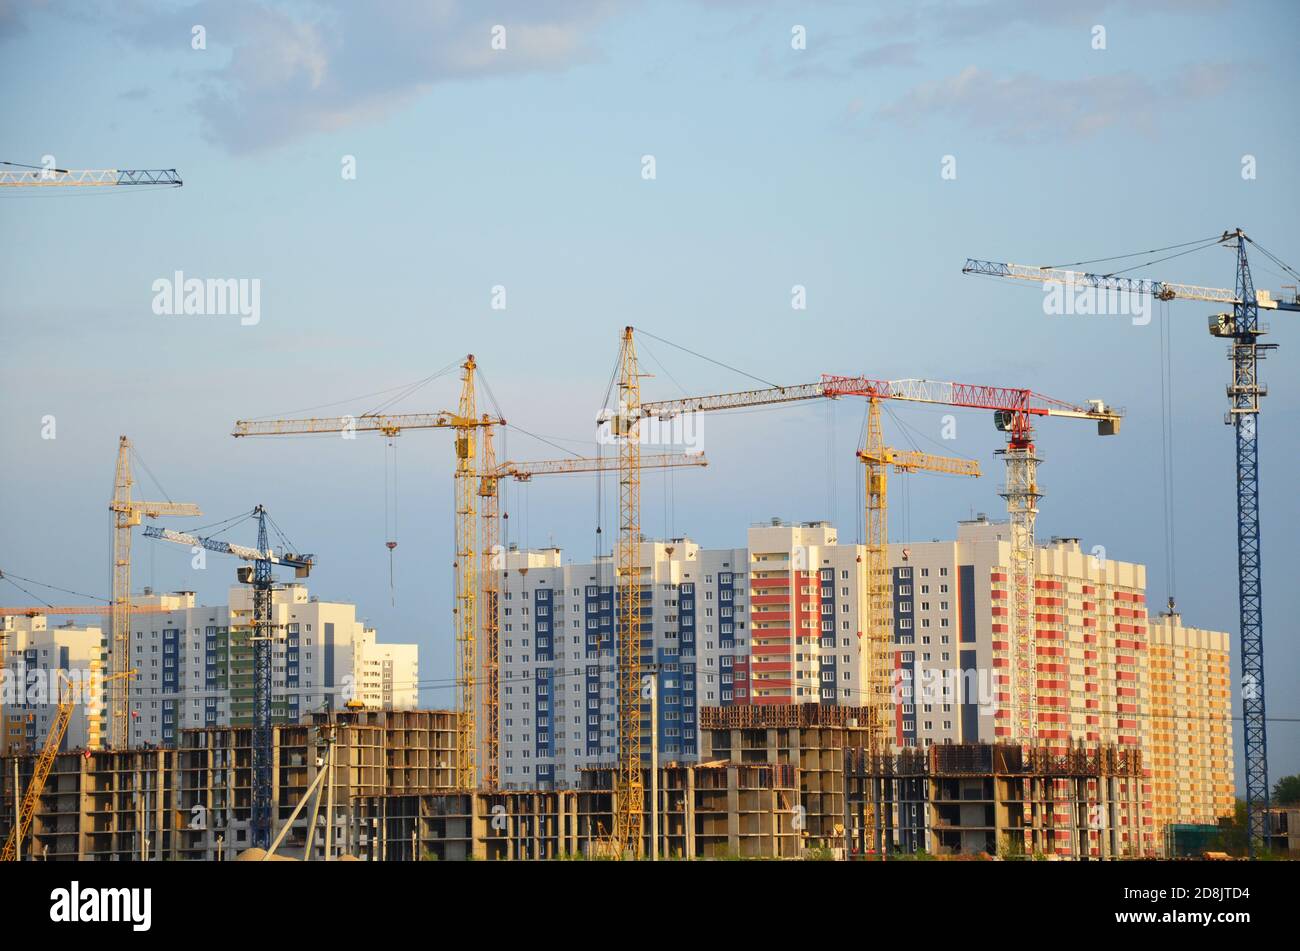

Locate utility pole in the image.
[324,725,336,861]
[648,673,658,862]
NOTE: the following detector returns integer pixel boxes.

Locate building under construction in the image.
[1,709,458,860]
[843,742,1148,859]
[700,703,869,850]
[356,761,801,860]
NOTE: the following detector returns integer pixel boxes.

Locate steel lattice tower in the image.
[251,505,274,849]
[1228,234,1272,857]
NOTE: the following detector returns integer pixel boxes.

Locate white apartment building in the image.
[492,521,871,789]
[492,515,1232,849]
[888,514,1152,754]
[1,615,106,754]
[106,584,417,747]
[493,538,747,789]
[360,640,419,710]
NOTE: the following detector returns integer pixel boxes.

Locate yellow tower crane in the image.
[476,447,708,790]
[452,360,480,789]
[2,669,136,861]
[233,375,707,794]
[609,328,646,857]
[860,398,981,754]
[109,437,200,749]
[231,357,497,791]
[859,397,979,854]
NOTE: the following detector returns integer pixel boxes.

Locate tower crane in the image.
[476,444,708,790]
[964,229,1299,855]
[0,161,181,188]
[610,327,1120,855]
[857,399,980,854]
[144,507,313,850]
[819,378,1120,750]
[1,669,136,861]
[233,372,706,792]
[109,436,201,749]
[859,399,981,751]
[232,357,498,791]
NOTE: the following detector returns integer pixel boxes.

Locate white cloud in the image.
[86,0,624,153]
[873,63,1238,143]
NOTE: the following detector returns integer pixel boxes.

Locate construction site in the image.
[6,283,1300,862]
[2,6,1298,874]
[1,284,1292,861]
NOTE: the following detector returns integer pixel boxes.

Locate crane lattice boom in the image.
[232,411,498,437]
[0,166,182,187]
[962,258,1300,311]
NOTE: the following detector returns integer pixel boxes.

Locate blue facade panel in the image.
[534,588,554,662]
[819,567,837,705]
[162,628,179,745]
[892,566,916,746]
[958,565,976,644]
[534,666,554,784]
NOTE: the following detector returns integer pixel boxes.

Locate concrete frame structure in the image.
[356,762,801,860]
[0,709,457,860]
[843,743,1148,859]
[700,703,869,850]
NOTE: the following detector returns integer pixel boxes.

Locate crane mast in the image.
[612,327,645,857]
[1229,235,1272,858]
[477,417,501,791]
[453,358,479,791]
[251,507,275,847]
[107,437,200,749]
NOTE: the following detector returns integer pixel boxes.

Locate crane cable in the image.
[384,436,398,606]
[1158,298,1177,610]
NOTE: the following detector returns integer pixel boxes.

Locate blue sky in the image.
[1,0,1297,790]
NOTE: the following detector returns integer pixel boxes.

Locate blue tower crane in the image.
[965,229,1299,857]
[145,506,313,850]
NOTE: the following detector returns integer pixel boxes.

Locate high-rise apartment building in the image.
[491,516,1234,845]
[494,539,746,788]
[889,516,1151,755]
[1147,612,1235,833]
[1,586,420,750]
[123,585,421,745]
[1,615,106,754]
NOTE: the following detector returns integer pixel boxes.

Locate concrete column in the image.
[684,766,696,859]
[727,771,740,856]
